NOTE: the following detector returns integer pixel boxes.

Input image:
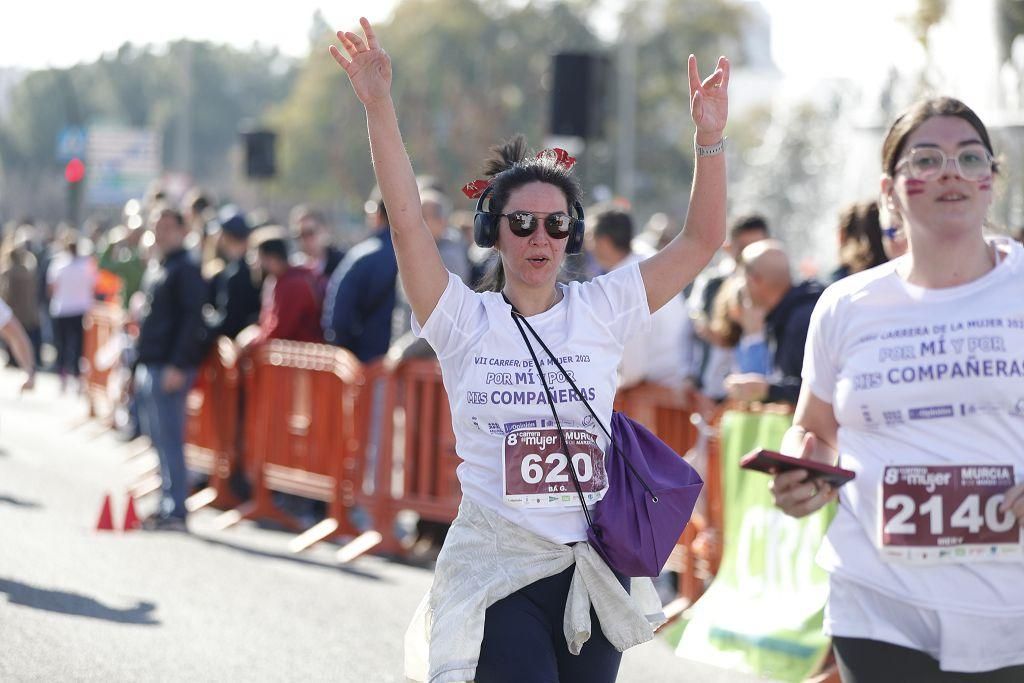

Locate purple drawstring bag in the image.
[508,304,705,578]
[589,412,704,577]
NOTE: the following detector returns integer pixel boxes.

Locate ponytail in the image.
[475,257,505,293]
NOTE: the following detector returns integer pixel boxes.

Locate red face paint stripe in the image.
[905,179,926,196]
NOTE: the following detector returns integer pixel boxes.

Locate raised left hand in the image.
[329,17,393,108]
[687,55,730,143]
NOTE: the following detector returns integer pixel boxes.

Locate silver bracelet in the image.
[695,137,726,157]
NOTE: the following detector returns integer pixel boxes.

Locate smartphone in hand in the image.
[740,448,856,487]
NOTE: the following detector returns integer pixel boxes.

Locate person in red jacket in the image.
[239,237,323,348]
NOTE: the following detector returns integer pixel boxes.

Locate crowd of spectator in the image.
[2,183,1014,411]
[3,176,1021,528]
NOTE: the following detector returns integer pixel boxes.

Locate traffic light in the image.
[64,157,85,225]
[64,157,86,184]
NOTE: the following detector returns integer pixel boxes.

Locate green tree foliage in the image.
[909,0,949,47]
[0,41,294,201]
[270,0,603,211]
[1,0,749,222]
[621,0,747,213]
[273,0,746,215]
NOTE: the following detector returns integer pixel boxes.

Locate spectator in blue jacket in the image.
[322,193,397,362]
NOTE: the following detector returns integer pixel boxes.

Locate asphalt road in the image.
[0,368,763,682]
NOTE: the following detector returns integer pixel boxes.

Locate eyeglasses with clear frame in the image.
[894,145,994,182]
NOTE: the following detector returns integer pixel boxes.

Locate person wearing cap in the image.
[203,210,261,346]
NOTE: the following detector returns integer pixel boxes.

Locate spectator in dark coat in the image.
[724,239,823,405]
[134,208,206,531]
[203,211,260,344]
[322,198,397,363]
[0,237,42,367]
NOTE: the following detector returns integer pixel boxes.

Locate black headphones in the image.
[473,185,586,255]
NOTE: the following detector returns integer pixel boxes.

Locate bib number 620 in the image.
[521,452,593,485]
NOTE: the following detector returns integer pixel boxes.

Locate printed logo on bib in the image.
[879,465,1022,564]
[502,428,608,508]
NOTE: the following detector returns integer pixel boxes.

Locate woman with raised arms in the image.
[331,18,729,682]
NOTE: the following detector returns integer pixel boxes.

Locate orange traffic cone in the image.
[123,495,141,531]
[96,493,115,531]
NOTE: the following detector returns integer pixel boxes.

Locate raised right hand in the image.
[329,17,392,107]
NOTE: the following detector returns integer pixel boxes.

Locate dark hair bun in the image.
[482,134,528,177]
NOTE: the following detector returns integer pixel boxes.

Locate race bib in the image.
[502,427,608,508]
[879,464,1022,564]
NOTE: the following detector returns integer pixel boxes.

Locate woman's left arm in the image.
[640,55,729,313]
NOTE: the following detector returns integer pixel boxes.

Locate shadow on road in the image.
[193,533,390,582]
[0,493,41,508]
[0,578,159,625]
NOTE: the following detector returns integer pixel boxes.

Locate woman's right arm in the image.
[330,18,449,327]
[770,383,840,518]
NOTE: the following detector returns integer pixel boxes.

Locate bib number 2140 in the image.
[879,465,1022,564]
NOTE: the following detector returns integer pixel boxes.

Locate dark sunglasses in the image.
[500,211,574,239]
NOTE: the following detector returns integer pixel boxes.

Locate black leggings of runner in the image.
[52,314,84,377]
[475,564,628,683]
[833,636,1024,683]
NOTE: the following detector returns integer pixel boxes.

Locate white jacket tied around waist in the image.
[404,499,667,683]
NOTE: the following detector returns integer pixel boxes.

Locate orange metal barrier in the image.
[186,345,758,596]
[214,341,366,550]
[615,383,698,460]
[184,337,243,512]
[81,303,125,419]
[344,358,459,557]
[615,382,711,607]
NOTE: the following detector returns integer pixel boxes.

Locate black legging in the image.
[476,564,627,683]
[52,314,84,377]
[833,637,1024,683]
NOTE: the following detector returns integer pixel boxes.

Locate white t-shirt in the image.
[804,237,1024,620]
[0,298,12,328]
[414,264,651,543]
[47,254,97,317]
[615,252,689,389]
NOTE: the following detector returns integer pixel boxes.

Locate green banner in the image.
[675,410,834,682]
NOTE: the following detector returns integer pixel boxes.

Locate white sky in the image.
[2,0,923,79]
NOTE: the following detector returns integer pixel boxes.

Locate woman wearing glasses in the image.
[331,18,728,683]
[771,97,1024,681]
